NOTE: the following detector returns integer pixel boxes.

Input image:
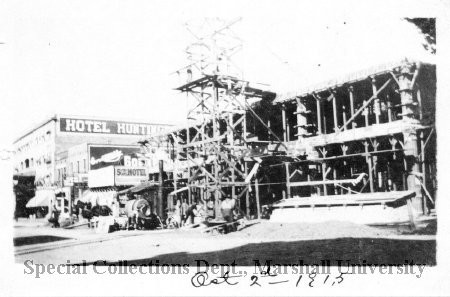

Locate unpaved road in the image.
[14,220,436,266]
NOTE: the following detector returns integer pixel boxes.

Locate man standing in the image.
[181,198,189,226]
[220,195,235,232]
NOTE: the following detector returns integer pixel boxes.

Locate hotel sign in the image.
[59,117,167,136]
[115,166,148,186]
[88,166,148,188]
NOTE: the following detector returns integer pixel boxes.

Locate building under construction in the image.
[140,19,436,226]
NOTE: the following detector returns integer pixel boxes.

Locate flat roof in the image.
[274,58,435,104]
[13,114,174,144]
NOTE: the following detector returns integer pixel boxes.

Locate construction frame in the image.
[139,18,436,225]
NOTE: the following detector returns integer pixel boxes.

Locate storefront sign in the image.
[88,145,145,170]
[60,117,168,136]
[114,166,148,186]
[88,166,148,188]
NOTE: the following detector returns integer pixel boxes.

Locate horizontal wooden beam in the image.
[289,173,366,187]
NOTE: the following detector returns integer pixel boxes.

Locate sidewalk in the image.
[14,218,50,228]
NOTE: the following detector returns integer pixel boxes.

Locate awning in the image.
[78,190,94,203]
[117,181,158,195]
[26,190,54,208]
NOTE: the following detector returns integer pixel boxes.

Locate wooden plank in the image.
[289,173,365,187]
[270,190,416,208]
[316,98,322,134]
[255,178,261,218]
[285,163,291,198]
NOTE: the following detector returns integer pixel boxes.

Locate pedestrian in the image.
[184,201,197,225]
[181,198,189,225]
[206,198,215,220]
[220,195,235,232]
[173,199,182,227]
[50,205,60,228]
[192,201,204,225]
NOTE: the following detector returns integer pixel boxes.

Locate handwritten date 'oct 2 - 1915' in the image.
[190,270,349,288]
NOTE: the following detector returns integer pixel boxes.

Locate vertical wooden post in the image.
[245,162,250,216]
[286,110,291,142]
[282,104,287,142]
[372,77,380,125]
[186,126,191,204]
[213,84,222,217]
[295,97,307,138]
[285,162,291,198]
[231,160,236,200]
[348,86,356,129]
[364,141,374,192]
[243,111,248,142]
[399,62,423,214]
[158,160,164,217]
[333,167,338,195]
[321,162,328,195]
[420,131,428,214]
[316,98,322,135]
[332,93,338,132]
[173,141,178,207]
[363,100,369,127]
[372,140,379,192]
[316,165,321,196]
[255,178,261,219]
[417,88,423,120]
[386,95,393,122]
[342,106,347,131]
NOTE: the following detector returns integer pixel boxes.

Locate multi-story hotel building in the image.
[13,114,171,216]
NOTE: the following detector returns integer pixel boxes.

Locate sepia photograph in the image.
[0,0,448,296]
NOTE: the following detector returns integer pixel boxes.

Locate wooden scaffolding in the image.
[273,59,436,216]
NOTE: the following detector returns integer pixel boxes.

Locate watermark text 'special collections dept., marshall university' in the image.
[23,259,427,285]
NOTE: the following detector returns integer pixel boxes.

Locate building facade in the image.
[13,114,171,216]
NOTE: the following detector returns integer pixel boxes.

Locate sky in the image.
[0,0,441,149]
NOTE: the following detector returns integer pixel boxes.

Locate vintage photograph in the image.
[0,1,446,295]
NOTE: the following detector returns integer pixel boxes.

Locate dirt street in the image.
[14,220,436,266]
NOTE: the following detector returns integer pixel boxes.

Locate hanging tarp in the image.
[90,191,116,206]
[79,190,94,203]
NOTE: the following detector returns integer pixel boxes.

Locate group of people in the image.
[166,195,237,228]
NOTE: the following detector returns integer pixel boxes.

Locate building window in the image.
[83,159,86,173]
[25,159,29,168]
[77,161,80,173]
